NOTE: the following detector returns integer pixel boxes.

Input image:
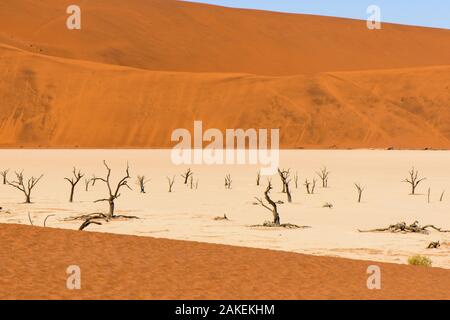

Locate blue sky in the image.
[185,0,450,29]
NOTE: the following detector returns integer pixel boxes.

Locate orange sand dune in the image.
[1,43,450,149]
[1,0,450,76]
[1,0,450,149]
[1,224,449,299]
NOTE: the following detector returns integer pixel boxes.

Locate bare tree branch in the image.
[355,183,365,203]
[316,166,330,188]
[254,181,280,225]
[403,167,426,195]
[64,167,84,202]
[225,174,232,189]
[167,176,175,192]
[278,168,292,202]
[136,175,150,193]
[7,171,43,203]
[0,169,9,184]
[181,168,193,185]
[92,161,131,218]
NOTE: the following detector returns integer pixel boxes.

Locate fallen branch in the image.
[214,214,229,221]
[43,214,55,227]
[66,211,139,231]
[79,219,102,231]
[250,221,309,229]
[427,241,440,249]
[323,202,333,209]
[27,212,34,226]
[358,221,450,235]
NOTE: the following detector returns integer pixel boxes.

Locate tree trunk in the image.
[286,185,292,203]
[273,210,280,225]
[108,199,115,217]
[25,194,31,204]
[69,185,75,202]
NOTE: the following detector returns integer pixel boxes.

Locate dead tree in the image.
[304,179,311,194]
[311,179,316,194]
[181,168,193,185]
[440,190,445,202]
[7,171,43,203]
[278,168,292,202]
[428,188,431,203]
[92,161,131,218]
[305,179,317,195]
[286,179,292,203]
[278,168,291,193]
[136,175,150,193]
[167,176,175,192]
[254,181,280,225]
[253,181,303,229]
[294,171,299,189]
[256,170,261,186]
[225,174,232,189]
[64,167,84,202]
[189,175,194,189]
[355,183,365,203]
[91,174,97,186]
[316,166,330,188]
[0,169,9,184]
[84,177,91,192]
[403,167,426,195]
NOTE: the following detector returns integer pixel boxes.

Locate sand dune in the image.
[1,0,450,75]
[1,43,450,148]
[1,0,450,148]
[1,224,449,300]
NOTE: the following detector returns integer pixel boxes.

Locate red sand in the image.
[1,1,450,149]
[1,224,449,300]
[2,0,450,75]
[1,45,450,149]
